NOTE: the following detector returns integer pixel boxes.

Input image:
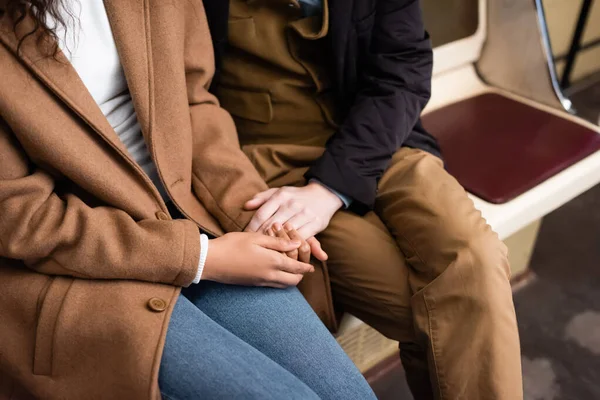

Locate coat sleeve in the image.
[0,118,201,286]
[304,0,433,213]
[185,0,269,232]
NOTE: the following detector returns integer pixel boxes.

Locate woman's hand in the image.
[266,223,311,264]
[243,183,343,258]
[202,232,315,288]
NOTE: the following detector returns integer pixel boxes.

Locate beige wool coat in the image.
[0,0,290,398]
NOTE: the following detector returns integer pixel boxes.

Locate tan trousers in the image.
[244,144,523,400]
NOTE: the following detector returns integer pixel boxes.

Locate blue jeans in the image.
[158,282,376,399]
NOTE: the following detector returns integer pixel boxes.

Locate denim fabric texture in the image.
[158,281,376,399]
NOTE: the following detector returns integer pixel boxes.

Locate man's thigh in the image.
[318,211,415,342]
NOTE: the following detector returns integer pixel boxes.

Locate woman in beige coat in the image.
[0,0,376,398]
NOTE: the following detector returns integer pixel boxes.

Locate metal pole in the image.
[561,0,594,89]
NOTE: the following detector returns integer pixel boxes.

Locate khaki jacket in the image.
[0,0,269,398]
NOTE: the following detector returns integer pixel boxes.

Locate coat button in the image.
[155,211,170,221]
[147,298,168,312]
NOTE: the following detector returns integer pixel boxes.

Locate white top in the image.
[54,0,169,200]
[52,1,206,283]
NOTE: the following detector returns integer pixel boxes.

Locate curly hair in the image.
[3,0,73,56]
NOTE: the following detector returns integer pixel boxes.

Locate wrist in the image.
[307,181,344,209]
[201,238,218,281]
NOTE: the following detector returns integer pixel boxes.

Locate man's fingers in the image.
[286,228,311,263]
[258,207,299,234]
[282,213,312,233]
[274,223,298,260]
[307,237,328,261]
[296,221,323,242]
[244,188,278,210]
[243,197,267,211]
[246,197,282,232]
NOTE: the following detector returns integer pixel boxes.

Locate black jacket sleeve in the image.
[304,0,433,214]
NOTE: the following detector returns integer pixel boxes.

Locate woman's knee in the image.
[160,293,321,400]
[187,282,316,330]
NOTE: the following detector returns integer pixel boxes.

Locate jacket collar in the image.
[0,0,154,163]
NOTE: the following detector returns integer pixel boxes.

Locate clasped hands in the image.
[244,182,344,262]
[203,183,343,288]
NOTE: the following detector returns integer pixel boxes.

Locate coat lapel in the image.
[103,0,153,147]
[0,7,131,156]
[0,0,155,160]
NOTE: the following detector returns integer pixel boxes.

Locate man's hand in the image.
[244,183,343,258]
[244,183,343,235]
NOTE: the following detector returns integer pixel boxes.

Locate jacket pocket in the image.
[33,276,73,376]
[217,86,273,124]
[228,16,256,50]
